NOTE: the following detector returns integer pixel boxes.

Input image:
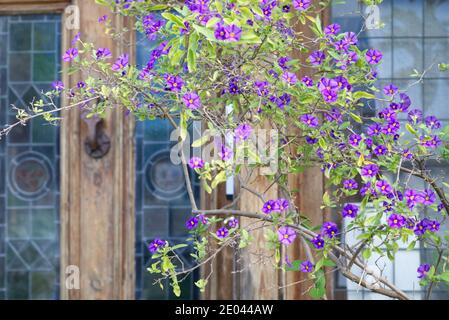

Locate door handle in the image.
[82,111,111,159]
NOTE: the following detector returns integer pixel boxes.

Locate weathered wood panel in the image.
[284,3,333,300]
[239,169,279,300]
[0,0,69,13]
[60,1,135,300]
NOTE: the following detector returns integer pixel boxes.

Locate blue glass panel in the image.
[0,14,61,300]
[135,33,200,300]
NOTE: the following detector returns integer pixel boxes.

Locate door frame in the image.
[1,0,136,299]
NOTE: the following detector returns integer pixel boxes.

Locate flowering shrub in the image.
[3,0,449,300]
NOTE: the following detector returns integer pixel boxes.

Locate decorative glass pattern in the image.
[0,14,61,300]
[135,35,200,300]
[332,0,449,299]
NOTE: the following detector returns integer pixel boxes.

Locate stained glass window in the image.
[0,14,61,300]
[332,0,449,299]
[135,34,200,300]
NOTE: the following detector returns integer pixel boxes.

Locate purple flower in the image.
[275,198,289,212]
[405,189,423,209]
[399,93,411,112]
[293,0,311,10]
[379,107,397,122]
[300,260,314,273]
[311,235,325,249]
[52,81,64,91]
[278,226,297,245]
[360,182,372,196]
[278,56,291,70]
[361,164,379,178]
[198,214,209,225]
[348,134,362,147]
[182,92,201,109]
[180,21,190,35]
[300,114,319,128]
[324,23,340,36]
[421,189,436,206]
[408,109,423,123]
[148,238,166,253]
[417,264,431,279]
[262,200,276,214]
[422,135,442,148]
[282,71,298,85]
[98,15,108,23]
[112,54,129,71]
[346,51,358,64]
[365,49,383,64]
[414,219,429,236]
[383,83,398,96]
[403,149,413,160]
[71,32,81,45]
[376,180,392,195]
[343,32,358,45]
[165,75,184,92]
[321,222,338,238]
[186,216,199,230]
[63,48,78,62]
[302,76,314,87]
[342,203,359,218]
[334,76,348,90]
[96,47,112,59]
[428,220,440,232]
[322,89,338,103]
[318,77,338,92]
[309,51,325,65]
[366,123,382,137]
[425,116,441,129]
[282,5,291,13]
[306,136,318,144]
[214,23,227,40]
[334,40,349,52]
[216,227,229,238]
[235,123,253,142]
[325,108,343,123]
[225,24,242,42]
[387,214,406,228]
[219,145,233,161]
[343,179,358,190]
[228,217,239,228]
[188,157,205,169]
[255,81,269,96]
[229,80,241,94]
[405,217,416,229]
[373,144,387,156]
[77,81,85,88]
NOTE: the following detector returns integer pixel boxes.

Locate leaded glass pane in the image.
[0,14,61,300]
[332,0,449,299]
[135,33,200,300]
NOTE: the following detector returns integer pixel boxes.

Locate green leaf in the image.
[362,248,372,260]
[171,244,188,251]
[438,271,449,283]
[405,123,418,136]
[187,49,197,72]
[192,24,216,42]
[353,91,376,100]
[350,112,363,124]
[173,284,181,297]
[237,32,262,44]
[195,279,208,292]
[211,170,227,188]
[192,134,210,147]
[161,12,186,29]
